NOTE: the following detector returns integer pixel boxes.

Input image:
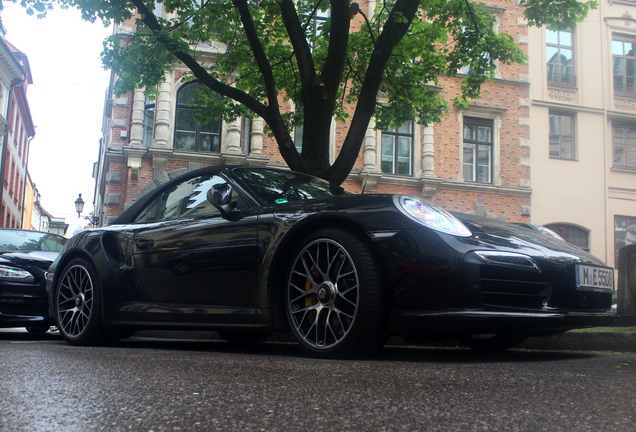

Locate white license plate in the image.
[575,265,615,292]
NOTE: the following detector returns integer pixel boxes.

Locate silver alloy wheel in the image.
[287,238,360,350]
[56,264,94,338]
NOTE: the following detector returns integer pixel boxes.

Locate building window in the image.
[613,123,636,168]
[549,112,575,159]
[381,121,414,176]
[174,82,222,153]
[309,9,330,50]
[143,96,155,147]
[613,39,636,95]
[546,29,575,85]
[545,223,589,251]
[463,117,493,183]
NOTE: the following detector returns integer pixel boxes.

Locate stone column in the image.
[422,125,436,177]
[363,119,378,171]
[249,118,264,156]
[154,74,172,148]
[129,89,145,147]
[224,118,242,154]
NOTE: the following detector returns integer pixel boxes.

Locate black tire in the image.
[285,228,387,359]
[457,333,528,351]
[217,330,272,344]
[54,258,104,346]
[25,323,51,334]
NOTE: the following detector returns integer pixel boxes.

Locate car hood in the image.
[0,250,59,271]
[454,213,606,266]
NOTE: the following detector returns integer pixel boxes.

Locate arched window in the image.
[544,223,589,251]
[174,82,222,153]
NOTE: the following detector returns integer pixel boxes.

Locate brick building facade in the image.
[94,2,531,225]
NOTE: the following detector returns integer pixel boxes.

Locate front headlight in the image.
[0,265,35,283]
[395,196,472,237]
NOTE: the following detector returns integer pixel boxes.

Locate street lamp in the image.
[75,193,99,227]
[74,193,85,218]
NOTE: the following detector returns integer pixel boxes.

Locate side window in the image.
[135,175,236,223]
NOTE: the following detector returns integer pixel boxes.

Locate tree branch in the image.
[278,0,315,87]
[129,0,271,120]
[329,0,421,184]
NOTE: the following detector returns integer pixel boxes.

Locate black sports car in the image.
[46,166,616,357]
[0,228,67,333]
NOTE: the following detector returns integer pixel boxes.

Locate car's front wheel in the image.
[285,229,387,359]
[55,258,104,346]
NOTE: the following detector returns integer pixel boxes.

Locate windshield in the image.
[231,167,351,205]
[0,230,67,252]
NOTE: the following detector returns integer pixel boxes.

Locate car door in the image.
[129,173,260,310]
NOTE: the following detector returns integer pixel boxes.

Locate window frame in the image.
[380,121,415,176]
[174,82,223,153]
[613,38,636,96]
[549,111,576,160]
[143,95,156,147]
[546,28,576,86]
[462,116,494,184]
[612,121,636,169]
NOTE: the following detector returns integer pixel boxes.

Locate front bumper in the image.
[1,283,52,328]
[390,309,618,336]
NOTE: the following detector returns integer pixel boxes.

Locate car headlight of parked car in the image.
[0,264,35,283]
[395,196,472,237]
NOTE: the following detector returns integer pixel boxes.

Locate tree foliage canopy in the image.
[1,0,595,184]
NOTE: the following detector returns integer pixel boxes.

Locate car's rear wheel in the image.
[285,229,386,359]
[55,258,104,346]
[457,333,528,351]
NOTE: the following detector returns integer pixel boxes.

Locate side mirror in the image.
[207,183,242,220]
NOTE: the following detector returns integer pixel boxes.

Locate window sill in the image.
[549,156,577,161]
[613,93,636,100]
[612,165,636,173]
[548,82,577,90]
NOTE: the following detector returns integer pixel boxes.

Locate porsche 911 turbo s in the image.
[0,228,67,333]
[46,165,616,358]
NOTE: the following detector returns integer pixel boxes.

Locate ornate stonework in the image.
[548,88,575,102]
[615,98,636,111]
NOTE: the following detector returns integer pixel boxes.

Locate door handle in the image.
[136,238,155,251]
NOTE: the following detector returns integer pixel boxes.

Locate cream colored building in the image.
[529,0,636,267]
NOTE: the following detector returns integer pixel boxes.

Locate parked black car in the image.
[46,166,615,357]
[0,228,66,333]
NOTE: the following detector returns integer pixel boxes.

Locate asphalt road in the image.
[1,329,635,432]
